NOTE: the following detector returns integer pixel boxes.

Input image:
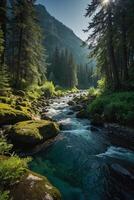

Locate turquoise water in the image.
[30,95,134,200]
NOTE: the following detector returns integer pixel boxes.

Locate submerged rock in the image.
[67,100,75,106]
[111,164,134,179]
[6,120,60,149]
[76,109,89,119]
[67,111,74,115]
[72,105,83,112]
[10,171,62,200]
[0,103,31,126]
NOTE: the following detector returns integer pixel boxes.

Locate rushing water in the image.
[30,94,134,200]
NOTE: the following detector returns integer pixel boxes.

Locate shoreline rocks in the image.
[0,103,31,126]
[10,170,62,200]
[6,120,60,151]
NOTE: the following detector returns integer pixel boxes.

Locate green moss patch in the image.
[0,103,31,126]
[6,120,60,148]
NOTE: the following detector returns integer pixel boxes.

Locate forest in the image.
[0,0,134,200]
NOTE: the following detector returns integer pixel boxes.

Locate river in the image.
[30,94,134,200]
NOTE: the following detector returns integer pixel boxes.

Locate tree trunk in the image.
[121,13,129,82]
[107,7,120,90]
[0,0,7,64]
[16,27,23,89]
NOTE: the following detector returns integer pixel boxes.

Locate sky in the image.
[36,0,90,41]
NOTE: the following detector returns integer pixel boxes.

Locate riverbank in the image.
[1,92,134,200]
[0,89,64,200]
[30,93,134,200]
[69,91,134,150]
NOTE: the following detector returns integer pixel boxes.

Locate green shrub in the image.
[88,95,109,115]
[41,81,55,98]
[26,85,42,100]
[97,78,106,92]
[88,87,100,96]
[88,92,134,126]
[0,191,10,200]
[0,136,13,155]
[0,156,31,187]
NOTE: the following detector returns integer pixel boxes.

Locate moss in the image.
[10,170,62,200]
[0,96,12,104]
[7,120,60,148]
[0,103,31,126]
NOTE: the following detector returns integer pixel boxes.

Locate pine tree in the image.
[68,53,78,88]
[85,0,134,90]
[9,0,48,89]
[0,27,10,95]
[0,0,7,64]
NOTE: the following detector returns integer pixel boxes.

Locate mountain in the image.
[35,4,89,65]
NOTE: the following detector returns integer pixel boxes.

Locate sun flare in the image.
[102,0,110,5]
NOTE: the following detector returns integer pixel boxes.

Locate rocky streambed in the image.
[29,93,134,200]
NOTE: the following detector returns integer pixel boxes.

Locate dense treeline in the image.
[48,47,96,89]
[48,48,78,88]
[77,64,97,88]
[0,0,96,94]
[85,0,134,91]
[0,0,48,94]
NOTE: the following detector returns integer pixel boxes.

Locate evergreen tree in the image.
[68,53,78,88]
[0,0,7,64]
[0,27,10,95]
[85,0,134,90]
[52,47,61,85]
[7,0,47,90]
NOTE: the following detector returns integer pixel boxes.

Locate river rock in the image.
[67,111,74,115]
[41,113,53,121]
[10,170,62,200]
[72,105,83,112]
[68,100,75,106]
[76,109,89,119]
[6,120,60,149]
[111,164,134,178]
[91,114,104,127]
[0,103,31,126]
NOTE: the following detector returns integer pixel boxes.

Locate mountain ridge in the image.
[35,4,89,65]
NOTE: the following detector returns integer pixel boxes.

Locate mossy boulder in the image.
[10,171,62,200]
[0,103,31,126]
[7,120,60,148]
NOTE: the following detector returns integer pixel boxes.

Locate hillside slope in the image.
[35,4,89,65]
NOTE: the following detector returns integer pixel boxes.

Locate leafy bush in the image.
[41,81,55,98]
[88,95,109,115]
[0,191,10,200]
[0,136,31,198]
[26,85,42,100]
[0,156,31,187]
[88,87,100,96]
[97,78,106,92]
[88,92,134,126]
[0,136,13,155]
